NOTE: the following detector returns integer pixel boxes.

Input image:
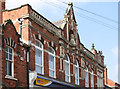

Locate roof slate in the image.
[53,20,64,27]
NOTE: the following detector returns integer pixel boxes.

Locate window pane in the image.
[38,51,42,65]
[75,67,78,77]
[35,41,39,47]
[65,60,70,82]
[35,48,42,65]
[36,65,42,74]
[65,55,68,61]
[9,54,12,60]
[75,67,79,85]
[49,47,55,78]
[35,41,43,74]
[49,55,54,69]
[6,53,8,59]
[91,75,93,81]
[74,60,78,65]
[85,71,89,87]
[6,46,8,52]
[49,70,54,77]
[35,48,39,63]
[35,40,42,48]
[39,44,42,48]
[9,48,12,53]
[85,71,88,82]
[75,79,78,85]
[65,62,69,75]
[49,48,54,54]
[6,61,12,76]
[65,76,69,82]
[91,75,94,87]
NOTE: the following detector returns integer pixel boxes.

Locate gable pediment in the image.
[3,19,20,37]
[65,2,77,24]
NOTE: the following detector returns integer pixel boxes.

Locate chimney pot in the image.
[0,0,5,24]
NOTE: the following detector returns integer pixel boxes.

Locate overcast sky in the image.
[6,0,119,83]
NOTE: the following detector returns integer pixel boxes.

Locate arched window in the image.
[74,60,79,85]
[48,47,56,78]
[97,71,103,87]
[65,55,70,82]
[91,71,94,88]
[5,46,14,76]
[35,40,44,74]
[85,68,89,87]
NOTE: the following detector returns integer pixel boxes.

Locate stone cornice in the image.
[29,25,59,45]
[22,9,61,38]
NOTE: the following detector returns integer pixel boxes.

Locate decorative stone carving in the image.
[49,41,56,51]
[38,34,41,40]
[81,58,85,68]
[34,34,44,44]
[60,46,65,58]
[70,34,76,45]
[83,47,94,59]
[30,10,61,37]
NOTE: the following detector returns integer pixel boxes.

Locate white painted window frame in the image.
[91,71,94,88]
[65,55,70,82]
[74,60,79,85]
[48,47,56,78]
[97,70,103,88]
[5,46,14,77]
[85,68,89,87]
[35,40,44,75]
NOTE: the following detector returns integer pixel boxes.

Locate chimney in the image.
[1,0,5,10]
[0,0,5,24]
[104,65,108,85]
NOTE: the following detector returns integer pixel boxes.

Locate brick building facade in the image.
[0,1,105,88]
[104,65,120,89]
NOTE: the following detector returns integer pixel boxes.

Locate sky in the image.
[6,0,119,83]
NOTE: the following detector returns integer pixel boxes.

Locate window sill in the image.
[59,69,64,72]
[5,75,18,81]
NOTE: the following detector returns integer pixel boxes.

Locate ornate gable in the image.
[53,2,81,48]
[2,19,20,48]
[64,2,79,46]
[3,19,20,37]
[65,2,77,24]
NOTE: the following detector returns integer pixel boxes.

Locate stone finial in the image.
[92,43,95,49]
[91,43,96,54]
[100,50,103,55]
[68,2,73,6]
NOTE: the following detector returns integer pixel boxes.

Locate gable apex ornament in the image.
[68,2,73,7]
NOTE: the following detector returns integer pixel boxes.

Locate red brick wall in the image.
[0,1,2,24]
[1,4,104,88]
[2,5,29,42]
[2,22,27,88]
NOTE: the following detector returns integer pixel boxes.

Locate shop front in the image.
[29,71,77,89]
